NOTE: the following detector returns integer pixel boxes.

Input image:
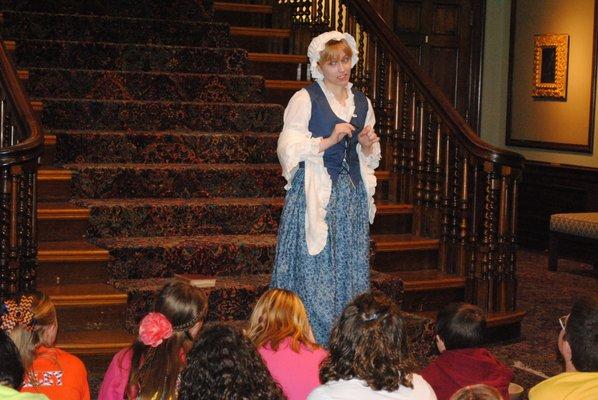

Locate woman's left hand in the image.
[358,126,380,156]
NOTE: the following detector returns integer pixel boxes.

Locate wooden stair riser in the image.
[248,59,307,81]
[372,213,413,235]
[38,218,88,242]
[37,260,109,286]
[37,173,72,202]
[231,32,289,53]
[375,249,439,272]
[55,303,127,332]
[401,286,465,312]
[214,3,273,28]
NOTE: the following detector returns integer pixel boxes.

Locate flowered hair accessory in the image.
[0,295,36,333]
[139,312,173,347]
[307,31,359,80]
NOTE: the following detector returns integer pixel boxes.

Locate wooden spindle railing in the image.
[278,0,525,313]
[0,38,43,298]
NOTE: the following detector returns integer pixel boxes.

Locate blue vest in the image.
[304,82,368,186]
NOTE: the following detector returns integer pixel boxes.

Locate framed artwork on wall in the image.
[506,0,597,153]
[531,34,569,99]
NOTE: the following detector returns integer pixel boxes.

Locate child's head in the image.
[179,324,285,400]
[1,292,57,369]
[0,330,25,389]
[320,291,414,392]
[128,281,208,399]
[246,288,316,352]
[436,303,486,352]
[450,384,503,400]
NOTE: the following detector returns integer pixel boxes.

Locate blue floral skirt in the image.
[270,167,370,345]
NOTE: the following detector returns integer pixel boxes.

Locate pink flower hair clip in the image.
[138,312,173,347]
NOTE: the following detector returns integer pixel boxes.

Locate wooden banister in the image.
[0,37,43,297]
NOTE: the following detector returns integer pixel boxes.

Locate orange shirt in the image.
[21,346,90,400]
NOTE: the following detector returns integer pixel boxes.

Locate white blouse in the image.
[277,79,381,255]
[307,375,438,400]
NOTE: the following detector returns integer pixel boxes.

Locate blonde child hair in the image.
[246,288,318,352]
[2,292,57,369]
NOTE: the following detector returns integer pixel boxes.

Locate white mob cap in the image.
[307,31,359,80]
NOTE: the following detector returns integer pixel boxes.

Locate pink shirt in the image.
[259,338,328,400]
[98,348,132,400]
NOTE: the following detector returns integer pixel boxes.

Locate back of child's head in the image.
[565,295,598,371]
[1,292,57,369]
[0,329,25,389]
[246,288,316,352]
[436,302,486,350]
[179,323,285,400]
[450,384,503,400]
[320,291,414,392]
[127,281,208,399]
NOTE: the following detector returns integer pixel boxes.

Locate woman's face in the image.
[318,52,352,87]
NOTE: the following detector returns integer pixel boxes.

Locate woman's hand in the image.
[319,122,355,152]
[358,126,380,156]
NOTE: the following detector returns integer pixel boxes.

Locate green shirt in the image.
[0,386,49,400]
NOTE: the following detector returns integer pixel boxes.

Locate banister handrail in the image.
[0,40,43,164]
[344,0,524,169]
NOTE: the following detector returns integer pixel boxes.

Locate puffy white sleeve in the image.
[357,97,381,224]
[277,89,324,190]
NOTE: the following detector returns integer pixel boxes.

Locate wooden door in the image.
[392,0,485,132]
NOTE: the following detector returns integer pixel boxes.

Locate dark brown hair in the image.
[565,295,598,371]
[320,291,414,391]
[127,282,208,399]
[436,303,486,350]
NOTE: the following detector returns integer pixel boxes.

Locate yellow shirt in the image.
[529,372,598,400]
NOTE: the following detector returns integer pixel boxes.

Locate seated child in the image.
[421,303,512,400]
[450,384,503,400]
[178,323,286,400]
[98,282,208,400]
[0,330,48,399]
[246,288,328,400]
[308,291,437,400]
[1,292,90,400]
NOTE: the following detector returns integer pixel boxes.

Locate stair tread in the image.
[39,283,127,305]
[15,38,236,51]
[64,162,281,170]
[50,129,278,137]
[56,329,135,352]
[38,202,89,219]
[265,79,310,90]
[214,2,273,13]
[230,27,290,38]
[375,234,439,251]
[38,240,110,262]
[38,168,72,180]
[248,52,308,63]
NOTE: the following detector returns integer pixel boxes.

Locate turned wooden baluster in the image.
[8,169,19,293]
[456,154,469,276]
[407,89,417,204]
[398,78,410,203]
[496,168,510,311]
[466,163,480,303]
[0,167,10,296]
[413,100,425,237]
[431,121,443,237]
[446,146,460,274]
[439,135,451,273]
[507,177,518,311]
[478,163,499,312]
[423,111,434,236]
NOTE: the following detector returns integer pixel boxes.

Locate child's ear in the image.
[435,335,446,352]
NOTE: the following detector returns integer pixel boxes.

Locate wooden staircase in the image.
[0,0,525,385]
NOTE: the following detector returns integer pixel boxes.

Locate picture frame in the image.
[531,34,569,99]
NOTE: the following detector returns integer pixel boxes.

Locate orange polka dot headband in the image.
[0,295,36,333]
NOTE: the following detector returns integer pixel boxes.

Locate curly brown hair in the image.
[320,291,415,392]
[179,323,286,400]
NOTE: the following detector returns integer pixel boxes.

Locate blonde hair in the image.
[450,384,504,400]
[246,288,317,352]
[8,292,57,369]
[318,39,353,64]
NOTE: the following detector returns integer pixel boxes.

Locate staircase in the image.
[0,0,524,383]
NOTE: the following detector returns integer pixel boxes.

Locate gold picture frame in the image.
[532,34,569,99]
